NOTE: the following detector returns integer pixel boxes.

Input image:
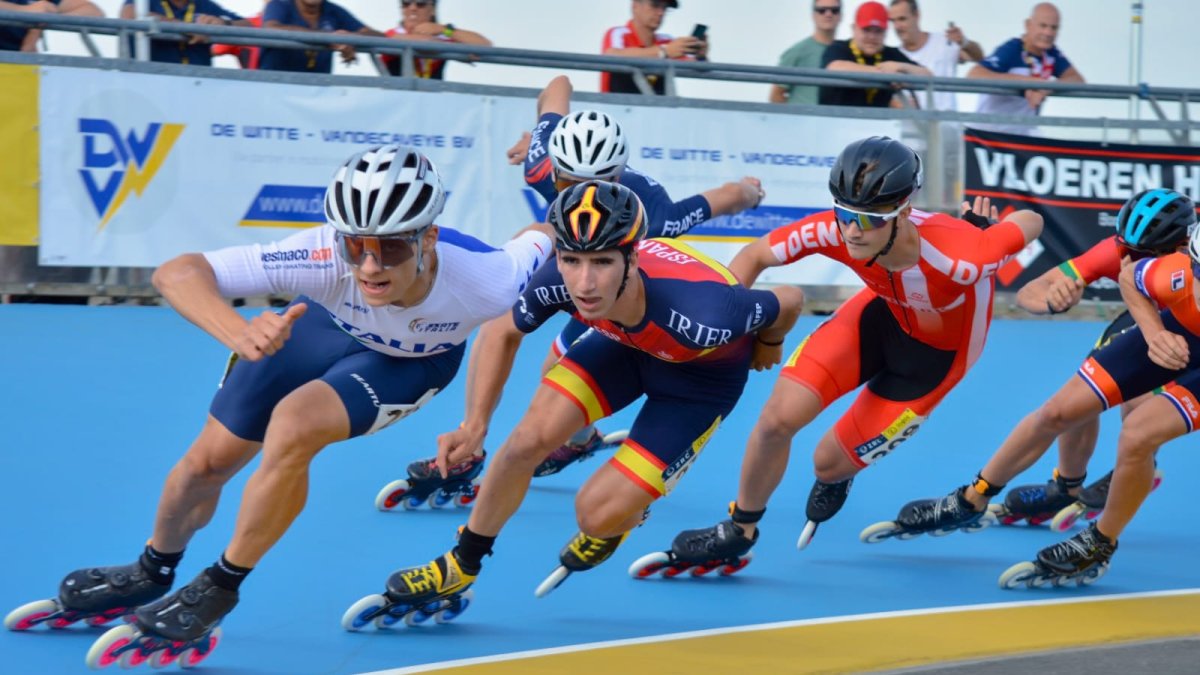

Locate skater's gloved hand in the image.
[960,195,1000,229]
[234,303,307,361]
[437,423,486,478]
[1045,276,1085,314]
[1145,328,1190,370]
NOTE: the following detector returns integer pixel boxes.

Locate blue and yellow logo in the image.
[79,118,183,231]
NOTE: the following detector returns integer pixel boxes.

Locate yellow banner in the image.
[0,64,38,246]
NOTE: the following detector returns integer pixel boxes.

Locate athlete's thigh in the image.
[320,342,465,439]
[1154,370,1200,436]
[210,297,356,443]
[780,290,885,407]
[544,329,644,425]
[1080,319,1186,411]
[609,360,747,498]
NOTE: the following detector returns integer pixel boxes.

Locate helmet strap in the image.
[616,247,634,299]
[865,219,900,268]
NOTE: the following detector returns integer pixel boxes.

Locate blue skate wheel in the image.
[341,594,388,632]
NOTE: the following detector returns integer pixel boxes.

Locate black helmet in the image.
[829,136,922,210]
[548,180,646,252]
[1115,188,1196,254]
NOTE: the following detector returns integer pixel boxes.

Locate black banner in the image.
[962,128,1200,299]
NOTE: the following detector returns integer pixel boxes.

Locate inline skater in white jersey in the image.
[3,145,552,669]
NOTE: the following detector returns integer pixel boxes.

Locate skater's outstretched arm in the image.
[727,235,780,287]
[437,314,526,475]
[153,253,306,361]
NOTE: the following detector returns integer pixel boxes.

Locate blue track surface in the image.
[1,305,1197,674]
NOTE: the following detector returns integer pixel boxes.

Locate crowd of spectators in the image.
[0,0,1087,128]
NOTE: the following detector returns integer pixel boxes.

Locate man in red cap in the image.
[819,0,929,107]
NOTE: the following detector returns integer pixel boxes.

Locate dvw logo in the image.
[78,118,184,230]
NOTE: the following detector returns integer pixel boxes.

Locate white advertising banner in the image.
[38,65,899,286]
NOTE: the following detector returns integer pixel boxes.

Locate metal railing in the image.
[0,11,1195,308]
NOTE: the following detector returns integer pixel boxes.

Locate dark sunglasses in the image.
[813,6,841,15]
[833,201,907,231]
[336,233,419,269]
[1116,238,1175,260]
[401,0,433,7]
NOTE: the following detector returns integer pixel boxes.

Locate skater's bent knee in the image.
[1033,400,1086,435]
[1115,427,1163,463]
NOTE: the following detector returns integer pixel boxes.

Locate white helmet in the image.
[1189,220,1200,266]
[549,111,629,181]
[324,145,446,236]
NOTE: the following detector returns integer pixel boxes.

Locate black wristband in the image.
[756,334,784,346]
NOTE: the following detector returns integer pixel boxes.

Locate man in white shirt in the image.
[888,0,982,112]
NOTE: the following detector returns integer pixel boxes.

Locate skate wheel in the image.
[689,564,716,577]
[148,647,179,668]
[402,495,425,511]
[1050,504,1084,533]
[718,553,752,576]
[4,599,59,631]
[795,521,818,551]
[964,511,998,533]
[404,608,433,626]
[534,566,570,598]
[86,623,137,670]
[178,627,220,669]
[1083,510,1102,521]
[1077,564,1108,586]
[427,489,452,509]
[118,643,150,669]
[859,521,900,544]
[341,594,388,632]
[374,479,411,511]
[601,429,629,446]
[998,561,1038,590]
[1150,468,1164,492]
[454,482,480,508]
[627,552,671,579]
[86,611,123,627]
[434,589,473,624]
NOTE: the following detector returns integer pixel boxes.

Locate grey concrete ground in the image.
[878,637,1200,674]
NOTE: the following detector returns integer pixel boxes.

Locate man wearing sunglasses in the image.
[495,74,765,477]
[990,215,1200,588]
[879,190,1198,587]
[382,0,491,79]
[769,1,842,106]
[10,146,553,663]
[365,181,803,612]
[640,136,1042,568]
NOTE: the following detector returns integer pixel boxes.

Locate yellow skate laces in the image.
[398,554,474,597]
[565,531,630,568]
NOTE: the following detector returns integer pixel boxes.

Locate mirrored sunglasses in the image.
[833,200,908,231]
[336,233,419,269]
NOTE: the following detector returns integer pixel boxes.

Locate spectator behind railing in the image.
[0,0,101,53]
[769,0,842,106]
[600,0,705,95]
[257,0,382,74]
[211,1,266,69]
[381,0,491,79]
[119,0,251,66]
[888,0,982,111]
[819,1,929,108]
[967,2,1085,136]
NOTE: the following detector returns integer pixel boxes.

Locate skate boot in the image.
[1050,467,1164,533]
[796,478,853,550]
[988,470,1083,526]
[999,521,1119,589]
[535,531,630,597]
[5,560,172,632]
[629,520,756,579]
[342,551,476,631]
[375,451,487,511]
[860,486,998,543]
[533,427,629,477]
[85,570,235,669]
